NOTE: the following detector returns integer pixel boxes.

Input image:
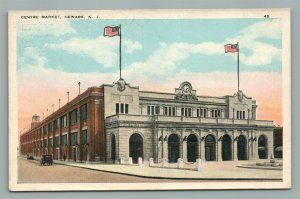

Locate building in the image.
[20,79,275,163]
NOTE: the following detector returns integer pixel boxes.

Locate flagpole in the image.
[119,24,122,79]
[237,42,239,91]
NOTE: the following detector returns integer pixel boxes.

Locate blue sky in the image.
[17,18,282,76]
[16,17,284,130]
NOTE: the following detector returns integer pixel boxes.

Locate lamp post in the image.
[58,98,61,109]
[52,104,54,113]
[67,91,69,103]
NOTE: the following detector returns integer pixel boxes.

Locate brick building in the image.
[20,79,275,163]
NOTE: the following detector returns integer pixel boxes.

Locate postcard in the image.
[8,9,291,191]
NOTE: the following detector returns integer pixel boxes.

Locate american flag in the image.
[103,26,120,37]
[224,43,239,53]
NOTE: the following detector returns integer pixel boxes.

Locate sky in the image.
[17,17,282,132]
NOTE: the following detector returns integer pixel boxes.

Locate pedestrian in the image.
[63,154,66,161]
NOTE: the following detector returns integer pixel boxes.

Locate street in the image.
[18,157,194,183]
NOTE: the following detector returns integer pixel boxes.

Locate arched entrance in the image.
[129,133,143,163]
[168,134,180,163]
[222,134,232,161]
[258,135,268,159]
[205,134,216,161]
[111,134,116,161]
[187,134,198,162]
[237,135,247,160]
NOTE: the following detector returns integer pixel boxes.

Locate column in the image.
[252,130,259,159]
[182,135,187,162]
[180,131,183,159]
[233,130,238,161]
[217,131,222,161]
[200,133,206,161]
[163,134,168,160]
[267,131,274,159]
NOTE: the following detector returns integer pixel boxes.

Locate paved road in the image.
[18,157,195,183]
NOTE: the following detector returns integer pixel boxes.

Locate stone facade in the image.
[105,80,274,163]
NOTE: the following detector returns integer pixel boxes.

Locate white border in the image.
[8,9,291,191]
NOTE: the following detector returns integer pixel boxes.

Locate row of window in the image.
[34,104,88,139]
[145,106,222,118]
[34,130,88,148]
[237,110,246,119]
[116,103,129,114]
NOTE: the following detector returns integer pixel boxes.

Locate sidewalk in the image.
[50,159,283,180]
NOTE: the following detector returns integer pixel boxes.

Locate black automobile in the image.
[40,154,53,166]
[26,153,34,160]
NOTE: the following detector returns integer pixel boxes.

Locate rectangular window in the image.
[164,107,168,115]
[237,110,239,119]
[120,103,124,113]
[147,106,150,115]
[43,126,47,134]
[240,111,243,119]
[48,123,52,132]
[212,110,215,118]
[204,109,207,117]
[70,132,78,146]
[116,103,120,114]
[62,115,67,127]
[55,136,59,147]
[218,110,221,117]
[81,130,87,145]
[80,104,88,121]
[155,106,160,115]
[48,138,53,147]
[151,106,154,115]
[243,111,245,119]
[188,108,191,117]
[70,109,77,124]
[181,108,184,116]
[43,139,47,147]
[168,107,172,116]
[54,120,58,130]
[172,107,176,116]
[60,135,67,146]
[125,104,129,114]
[197,109,200,117]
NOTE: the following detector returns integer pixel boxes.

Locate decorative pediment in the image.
[174,81,198,100]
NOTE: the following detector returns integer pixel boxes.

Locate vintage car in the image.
[40,154,53,166]
[26,153,34,160]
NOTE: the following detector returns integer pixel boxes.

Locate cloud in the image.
[123,19,282,79]
[123,40,142,54]
[124,42,223,79]
[18,20,76,36]
[18,47,47,69]
[240,19,281,40]
[46,37,142,67]
[226,19,282,66]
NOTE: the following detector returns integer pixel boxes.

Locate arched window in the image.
[187,134,198,162]
[111,134,116,161]
[168,134,180,163]
[237,135,247,160]
[205,134,216,161]
[222,134,232,161]
[129,133,143,163]
[258,135,268,159]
